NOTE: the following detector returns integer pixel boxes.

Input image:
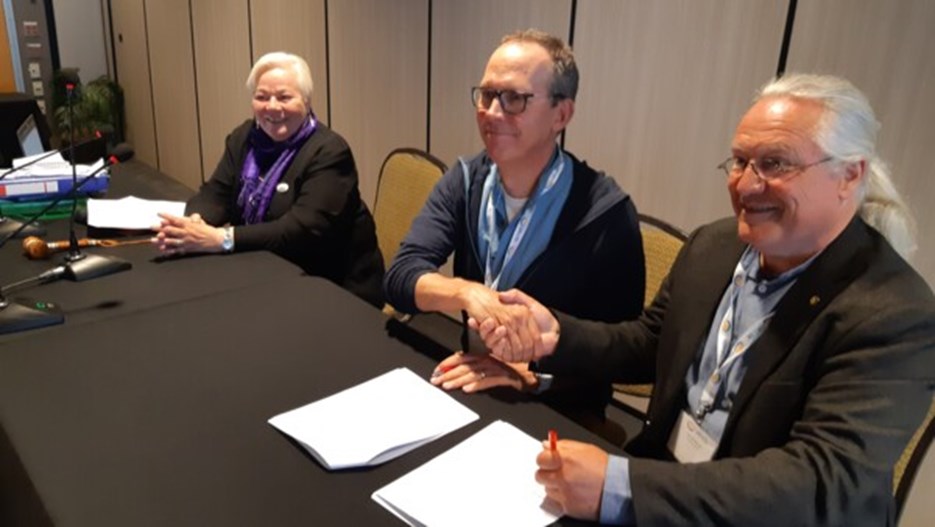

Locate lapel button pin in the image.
[809,295,820,306]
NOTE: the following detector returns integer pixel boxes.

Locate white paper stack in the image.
[0,154,109,200]
[268,367,479,470]
[7,151,103,178]
[372,420,561,527]
[87,196,186,230]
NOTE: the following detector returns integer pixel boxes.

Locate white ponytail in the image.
[758,74,916,258]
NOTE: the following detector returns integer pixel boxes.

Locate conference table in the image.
[0,162,624,526]
[1,160,304,338]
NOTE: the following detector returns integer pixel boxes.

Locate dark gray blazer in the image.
[539,216,935,526]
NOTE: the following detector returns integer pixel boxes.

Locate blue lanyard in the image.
[696,258,773,419]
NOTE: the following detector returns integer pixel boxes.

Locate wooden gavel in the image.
[22,236,151,260]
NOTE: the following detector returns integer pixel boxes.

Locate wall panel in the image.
[328,0,427,206]
[110,0,157,166]
[146,0,201,189]
[567,0,787,233]
[786,0,935,286]
[249,0,328,124]
[190,0,251,180]
[429,0,571,166]
[52,0,109,81]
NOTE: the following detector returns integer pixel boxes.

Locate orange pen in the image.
[548,429,558,451]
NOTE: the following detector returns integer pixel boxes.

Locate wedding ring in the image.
[478,371,486,380]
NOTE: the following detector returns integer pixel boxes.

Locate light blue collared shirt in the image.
[598,247,814,525]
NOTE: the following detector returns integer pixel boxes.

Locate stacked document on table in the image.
[372,420,561,527]
[87,196,186,230]
[0,152,108,200]
[7,151,94,176]
[268,367,478,470]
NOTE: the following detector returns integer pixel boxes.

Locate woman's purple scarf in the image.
[237,116,316,224]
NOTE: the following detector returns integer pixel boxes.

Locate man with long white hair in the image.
[475,73,935,526]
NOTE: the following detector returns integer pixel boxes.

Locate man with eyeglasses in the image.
[473,74,935,526]
[384,29,645,426]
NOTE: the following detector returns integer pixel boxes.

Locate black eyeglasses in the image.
[471,87,537,115]
[717,155,835,182]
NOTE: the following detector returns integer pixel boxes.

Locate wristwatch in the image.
[220,226,235,253]
[532,372,554,394]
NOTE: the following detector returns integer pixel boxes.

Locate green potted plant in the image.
[51,68,125,149]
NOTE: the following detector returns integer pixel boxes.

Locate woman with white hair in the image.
[153,52,384,306]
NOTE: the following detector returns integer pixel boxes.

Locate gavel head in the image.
[22,236,51,260]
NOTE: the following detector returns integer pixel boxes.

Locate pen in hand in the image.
[548,429,558,451]
[430,364,453,381]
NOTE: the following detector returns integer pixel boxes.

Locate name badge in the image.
[667,411,718,463]
[276,182,289,193]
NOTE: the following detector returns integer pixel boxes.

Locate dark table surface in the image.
[0,161,623,526]
[0,276,620,526]
[1,160,304,343]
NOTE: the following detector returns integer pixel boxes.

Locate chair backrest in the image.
[372,148,447,269]
[638,213,687,307]
[611,215,687,413]
[894,395,935,521]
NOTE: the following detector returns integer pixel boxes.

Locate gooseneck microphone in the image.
[60,142,135,281]
[1,266,68,297]
[0,144,135,335]
[0,260,67,335]
[66,83,80,261]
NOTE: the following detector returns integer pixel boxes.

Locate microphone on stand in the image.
[0,145,135,335]
[61,142,135,281]
[0,268,65,334]
[66,82,80,259]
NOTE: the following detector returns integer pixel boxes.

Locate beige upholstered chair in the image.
[612,214,687,416]
[894,396,935,521]
[371,148,447,318]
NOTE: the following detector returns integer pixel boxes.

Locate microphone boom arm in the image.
[1,266,66,297]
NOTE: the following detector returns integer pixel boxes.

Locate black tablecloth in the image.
[1,161,304,343]
[0,276,617,526]
[0,162,623,525]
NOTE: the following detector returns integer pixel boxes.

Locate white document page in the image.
[22,158,104,178]
[87,196,186,230]
[268,367,479,470]
[11,151,66,168]
[372,420,561,527]
[5,155,103,179]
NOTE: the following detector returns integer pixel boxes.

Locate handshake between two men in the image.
[466,288,558,364]
[384,27,935,523]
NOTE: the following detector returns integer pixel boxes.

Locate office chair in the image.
[371,148,447,318]
[612,213,687,417]
[894,396,935,522]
